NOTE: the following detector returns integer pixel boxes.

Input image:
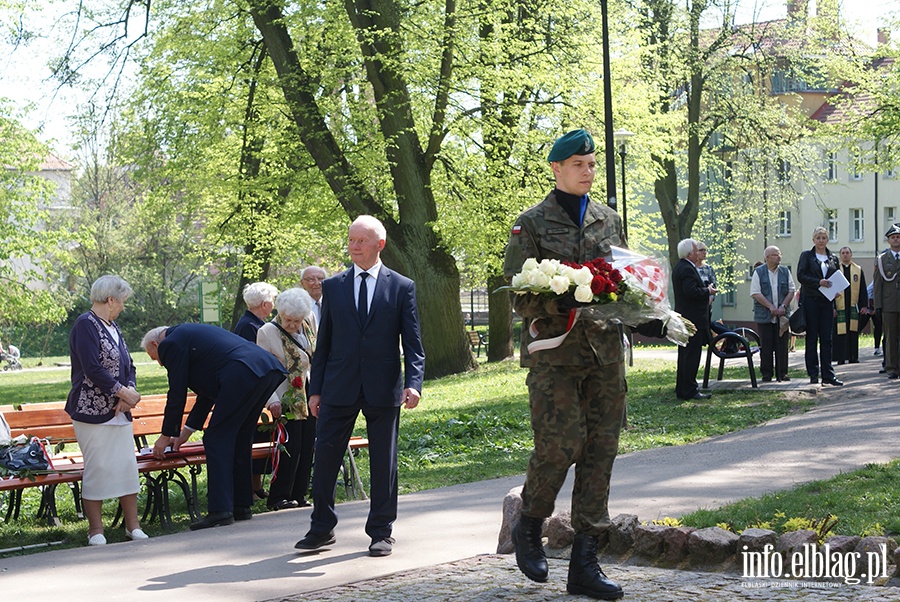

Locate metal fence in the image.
[460,289,490,327]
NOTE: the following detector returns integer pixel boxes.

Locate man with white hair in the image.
[673,238,716,400]
[141,324,286,530]
[295,215,425,558]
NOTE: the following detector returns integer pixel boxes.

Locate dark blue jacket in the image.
[310,266,425,407]
[158,323,286,435]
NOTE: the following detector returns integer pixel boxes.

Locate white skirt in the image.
[73,420,140,500]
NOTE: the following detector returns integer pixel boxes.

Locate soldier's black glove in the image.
[553,292,581,314]
[633,319,668,339]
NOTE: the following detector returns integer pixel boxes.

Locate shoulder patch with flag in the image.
[511,224,522,235]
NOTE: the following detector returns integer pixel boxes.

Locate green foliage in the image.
[682,460,900,538]
[0,101,73,327]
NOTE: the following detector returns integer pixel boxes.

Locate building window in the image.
[884,166,896,179]
[887,207,897,228]
[825,209,838,242]
[850,149,863,181]
[776,210,792,237]
[851,209,864,242]
[777,159,791,183]
[825,151,837,181]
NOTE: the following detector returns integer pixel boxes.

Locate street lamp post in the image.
[614,128,634,240]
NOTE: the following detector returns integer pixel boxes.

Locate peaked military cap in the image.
[887,223,900,238]
[547,129,595,162]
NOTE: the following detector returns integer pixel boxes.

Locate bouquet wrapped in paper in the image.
[497,246,696,349]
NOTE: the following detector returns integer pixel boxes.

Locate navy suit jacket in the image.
[158,323,286,435]
[309,265,425,407]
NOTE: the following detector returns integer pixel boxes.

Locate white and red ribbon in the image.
[527,308,581,354]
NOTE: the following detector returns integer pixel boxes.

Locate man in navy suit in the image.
[141,323,286,530]
[673,238,716,400]
[295,215,425,557]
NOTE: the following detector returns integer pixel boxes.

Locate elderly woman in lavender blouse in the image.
[65,275,147,545]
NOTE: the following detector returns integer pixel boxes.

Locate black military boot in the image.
[512,514,548,582]
[567,533,624,600]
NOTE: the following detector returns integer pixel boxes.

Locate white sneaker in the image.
[126,528,149,540]
[88,533,107,546]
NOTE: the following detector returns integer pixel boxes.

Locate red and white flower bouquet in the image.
[498,246,696,350]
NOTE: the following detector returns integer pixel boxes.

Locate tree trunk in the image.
[249,0,475,378]
[486,272,513,361]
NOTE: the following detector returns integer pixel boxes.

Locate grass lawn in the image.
[0,342,892,554]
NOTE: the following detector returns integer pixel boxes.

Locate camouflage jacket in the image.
[503,190,626,368]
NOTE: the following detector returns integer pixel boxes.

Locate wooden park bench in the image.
[467,330,487,357]
[1,393,371,525]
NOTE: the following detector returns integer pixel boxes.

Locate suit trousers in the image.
[676,328,708,399]
[802,295,836,381]
[203,367,285,514]
[883,311,900,376]
[757,321,789,380]
[310,397,400,540]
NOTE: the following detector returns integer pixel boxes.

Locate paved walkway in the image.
[2,348,898,601]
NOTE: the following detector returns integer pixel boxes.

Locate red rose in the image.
[291,376,304,388]
[591,275,607,295]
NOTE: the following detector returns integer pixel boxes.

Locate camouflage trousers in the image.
[521,361,626,536]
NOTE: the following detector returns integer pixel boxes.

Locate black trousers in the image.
[267,415,316,503]
[802,295,836,381]
[758,321,789,380]
[310,397,400,540]
[203,368,285,513]
[676,328,709,399]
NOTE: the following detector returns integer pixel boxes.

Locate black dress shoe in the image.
[761,377,772,383]
[190,512,234,531]
[879,369,887,374]
[837,361,845,365]
[296,498,311,508]
[295,531,336,550]
[810,377,818,384]
[822,378,844,386]
[690,392,711,400]
[777,376,791,382]
[233,507,253,521]
[889,373,899,380]
[849,360,859,364]
[267,499,300,511]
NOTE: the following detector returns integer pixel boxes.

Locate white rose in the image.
[574,284,594,303]
[549,275,571,295]
[538,259,560,276]
[531,271,551,289]
[573,267,594,286]
[522,258,539,272]
[511,273,527,288]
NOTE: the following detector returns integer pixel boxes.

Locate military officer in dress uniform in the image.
[874,224,900,379]
[503,129,632,600]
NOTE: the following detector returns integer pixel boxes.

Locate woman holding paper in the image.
[796,227,843,386]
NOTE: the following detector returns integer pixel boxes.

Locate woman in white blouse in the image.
[256,287,317,510]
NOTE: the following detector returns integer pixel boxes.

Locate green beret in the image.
[547,129,596,162]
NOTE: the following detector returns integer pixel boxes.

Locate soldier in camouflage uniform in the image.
[503,129,625,601]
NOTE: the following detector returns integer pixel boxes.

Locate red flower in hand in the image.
[291,376,304,388]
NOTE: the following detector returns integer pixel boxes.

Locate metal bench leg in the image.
[747,353,758,388]
[344,446,368,501]
[703,348,714,388]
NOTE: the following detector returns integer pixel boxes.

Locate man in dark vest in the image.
[750,246,796,382]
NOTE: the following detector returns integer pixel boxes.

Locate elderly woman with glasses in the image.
[65,275,147,545]
[256,287,317,509]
